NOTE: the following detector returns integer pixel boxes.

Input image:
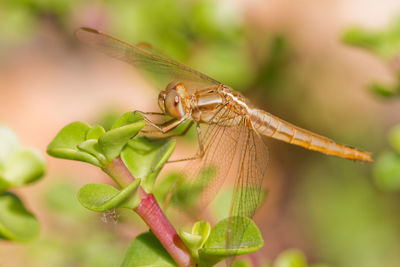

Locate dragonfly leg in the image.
[133,110,165,116]
[137,111,190,134]
[141,121,194,139]
[167,122,205,163]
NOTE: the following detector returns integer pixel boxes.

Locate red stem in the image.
[104,158,193,267]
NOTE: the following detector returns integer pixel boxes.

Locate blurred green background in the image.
[1,0,400,266]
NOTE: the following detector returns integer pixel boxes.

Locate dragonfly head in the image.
[158,81,188,118]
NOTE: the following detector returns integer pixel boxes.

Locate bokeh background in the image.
[1,0,400,266]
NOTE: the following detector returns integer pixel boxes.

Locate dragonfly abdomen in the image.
[249,109,372,162]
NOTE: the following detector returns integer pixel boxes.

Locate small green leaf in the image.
[180,221,211,261]
[77,179,141,212]
[199,216,264,266]
[373,151,400,192]
[112,111,144,129]
[2,148,45,187]
[121,231,176,267]
[86,124,106,140]
[179,230,203,258]
[192,221,211,248]
[0,192,40,242]
[121,137,176,192]
[388,124,400,154]
[98,120,145,162]
[273,249,307,267]
[47,122,101,167]
[78,139,106,163]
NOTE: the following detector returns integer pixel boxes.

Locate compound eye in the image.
[165,90,185,118]
[158,91,167,113]
[165,81,187,97]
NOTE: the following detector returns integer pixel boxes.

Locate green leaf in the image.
[98,120,145,162]
[2,148,45,187]
[388,124,400,154]
[121,231,176,267]
[180,221,211,261]
[198,216,264,266]
[47,122,101,167]
[86,124,106,140]
[111,111,144,129]
[77,179,141,212]
[273,249,308,267]
[121,137,176,192]
[179,230,203,259]
[78,139,106,163]
[373,151,400,192]
[0,192,40,242]
[192,221,211,248]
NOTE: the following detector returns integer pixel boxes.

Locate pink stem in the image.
[103,158,193,267]
[136,193,192,267]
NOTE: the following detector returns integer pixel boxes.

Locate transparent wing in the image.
[182,107,242,210]
[227,127,268,251]
[182,109,268,253]
[75,27,221,93]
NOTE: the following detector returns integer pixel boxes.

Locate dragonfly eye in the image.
[165,90,186,118]
[158,91,167,113]
[166,81,187,97]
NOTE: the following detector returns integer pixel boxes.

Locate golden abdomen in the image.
[249,109,372,162]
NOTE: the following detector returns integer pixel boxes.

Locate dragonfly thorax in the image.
[158,81,189,118]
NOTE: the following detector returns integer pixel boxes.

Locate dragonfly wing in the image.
[179,107,242,212]
[227,126,268,251]
[75,27,221,93]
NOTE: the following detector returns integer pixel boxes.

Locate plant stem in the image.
[104,157,193,267]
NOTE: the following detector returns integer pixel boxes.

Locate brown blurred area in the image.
[1,0,400,266]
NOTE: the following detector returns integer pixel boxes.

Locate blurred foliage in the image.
[373,125,400,192]
[252,35,292,94]
[296,159,400,267]
[343,17,400,192]
[25,182,126,267]
[0,126,45,242]
[230,249,329,267]
[108,0,255,89]
[343,16,400,97]
[0,0,289,93]
[273,249,307,267]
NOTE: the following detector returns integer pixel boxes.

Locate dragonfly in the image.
[76,27,372,256]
